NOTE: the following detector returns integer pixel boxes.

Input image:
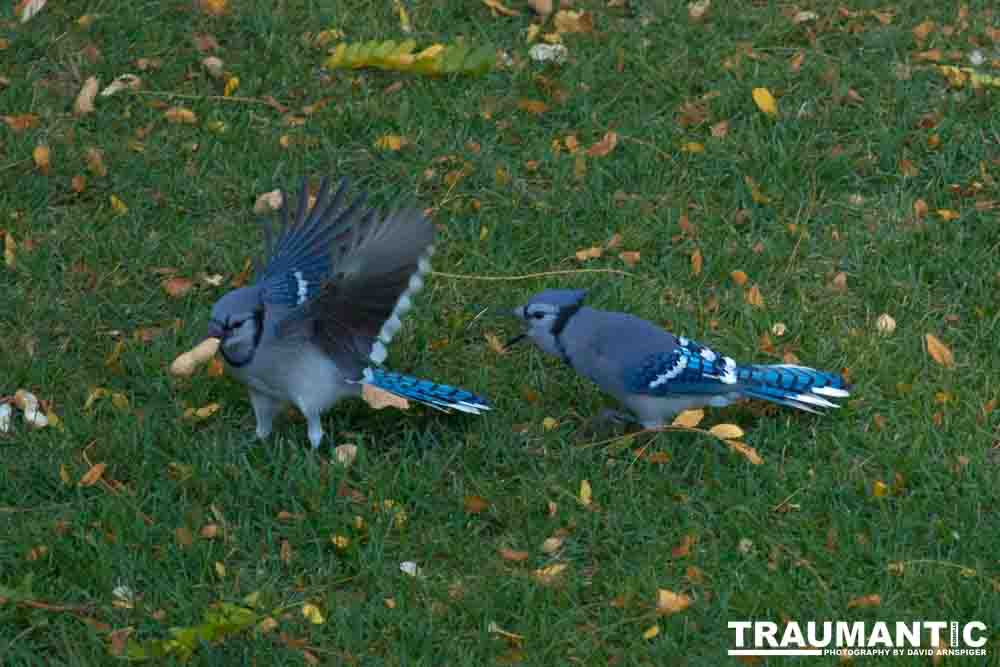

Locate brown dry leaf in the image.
[280,539,293,564]
[527,0,552,16]
[192,32,219,52]
[924,333,954,368]
[671,534,695,558]
[362,384,410,410]
[162,276,194,297]
[575,246,603,261]
[4,232,15,269]
[541,536,563,553]
[745,284,765,308]
[586,131,618,157]
[71,175,87,192]
[164,107,197,124]
[176,527,194,547]
[690,249,703,276]
[554,10,594,33]
[200,523,220,539]
[85,147,107,176]
[33,144,51,174]
[730,270,748,286]
[517,99,548,115]
[533,562,568,585]
[913,198,928,219]
[74,76,99,115]
[202,56,225,78]
[481,0,520,17]
[78,463,107,487]
[464,495,490,514]
[912,20,935,42]
[484,332,507,355]
[672,409,704,428]
[374,134,409,151]
[727,440,763,465]
[687,0,710,22]
[899,159,918,177]
[710,120,729,137]
[618,251,640,267]
[656,589,692,616]
[789,50,805,72]
[708,423,744,439]
[829,271,848,292]
[3,114,40,132]
[914,49,943,62]
[936,209,959,222]
[183,403,221,420]
[847,594,881,609]
[499,547,530,562]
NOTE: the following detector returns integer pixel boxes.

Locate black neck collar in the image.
[551,303,582,366]
[221,307,265,368]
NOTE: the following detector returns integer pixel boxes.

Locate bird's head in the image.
[208,287,265,367]
[506,288,588,356]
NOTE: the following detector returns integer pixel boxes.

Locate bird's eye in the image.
[532,312,545,320]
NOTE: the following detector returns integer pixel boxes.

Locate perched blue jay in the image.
[508,289,849,428]
[205,176,490,448]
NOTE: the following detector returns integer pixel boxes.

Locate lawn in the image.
[1,0,999,664]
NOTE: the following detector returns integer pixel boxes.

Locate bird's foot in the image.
[577,408,639,442]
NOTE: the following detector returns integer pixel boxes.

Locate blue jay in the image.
[205,176,490,448]
[508,289,849,428]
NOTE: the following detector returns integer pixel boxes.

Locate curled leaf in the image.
[752,87,778,117]
[672,409,704,428]
[74,76,99,115]
[924,333,954,368]
[708,423,744,439]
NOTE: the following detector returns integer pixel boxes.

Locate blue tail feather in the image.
[738,364,850,413]
[364,369,491,415]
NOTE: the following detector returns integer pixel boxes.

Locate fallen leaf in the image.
[789,50,805,72]
[656,589,692,615]
[681,142,705,153]
[2,114,40,132]
[100,74,142,97]
[79,463,107,487]
[936,209,959,221]
[690,249,703,275]
[202,56,225,78]
[924,333,954,368]
[375,134,409,151]
[745,284,765,307]
[728,441,764,465]
[334,444,357,467]
[481,0,520,17]
[792,10,818,23]
[672,409,704,428]
[618,251,640,267]
[872,480,888,497]
[912,20,935,42]
[527,0,552,16]
[708,423,744,439]
[687,0,710,22]
[33,144,51,174]
[913,198,929,219]
[484,332,507,355]
[553,10,594,34]
[302,603,325,625]
[672,534,695,558]
[15,0,47,23]
[541,536,563,553]
[586,131,618,157]
[710,120,729,137]
[74,76,99,115]
[196,0,228,17]
[752,87,778,117]
[85,147,107,177]
[223,75,239,97]
[578,479,592,506]
[183,403,221,420]
[499,548,530,562]
[4,232,15,269]
[730,270,748,286]
[643,625,660,640]
[164,107,197,124]
[362,384,410,410]
[847,594,881,609]
[575,246,603,261]
[533,562,568,585]
[162,277,194,297]
[464,495,489,514]
[517,99,548,115]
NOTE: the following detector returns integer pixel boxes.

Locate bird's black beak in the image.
[206,319,226,342]
[503,333,527,350]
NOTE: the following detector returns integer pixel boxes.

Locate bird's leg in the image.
[596,408,637,426]
[304,411,325,450]
[577,407,639,442]
[249,391,284,440]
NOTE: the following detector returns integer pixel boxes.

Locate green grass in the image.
[2,0,999,664]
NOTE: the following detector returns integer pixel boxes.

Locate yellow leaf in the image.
[362,383,410,410]
[751,87,778,117]
[847,594,881,609]
[542,416,558,431]
[498,547,530,562]
[579,479,592,506]
[681,142,705,153]
[656,589,692,615]
[643,624,660,640]
[374,134,409,151]
[575,246,603,261]
[672,409,704,428]
[59,464,71,484]
[533,562,568,585]
[214,561,226,577]
[392,0,412,32]
[727,440,763,465]
[109,194,128,216]
[730,270,748,286]
[164,107,198,124]
[744,176,770,204]
[331,534,350,550]
[872,480,888,497]
[935,209,959,221]
[924,333,954,368]
[302,603,325,625]
[481,0,520,16]
[553,9,594,33]
[708,423,744,439]
[517,99,548,115]
[690,249,702,276]
[74,76,99,115]
[196,0,228,17]
[33,144,51,174]
[223,76,239,97]
[3,232,15,269]
[745,284,765,308]
[78,463,107,487]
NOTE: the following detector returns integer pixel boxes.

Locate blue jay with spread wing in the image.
[508,289,849,428]
[205,176,490,448]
